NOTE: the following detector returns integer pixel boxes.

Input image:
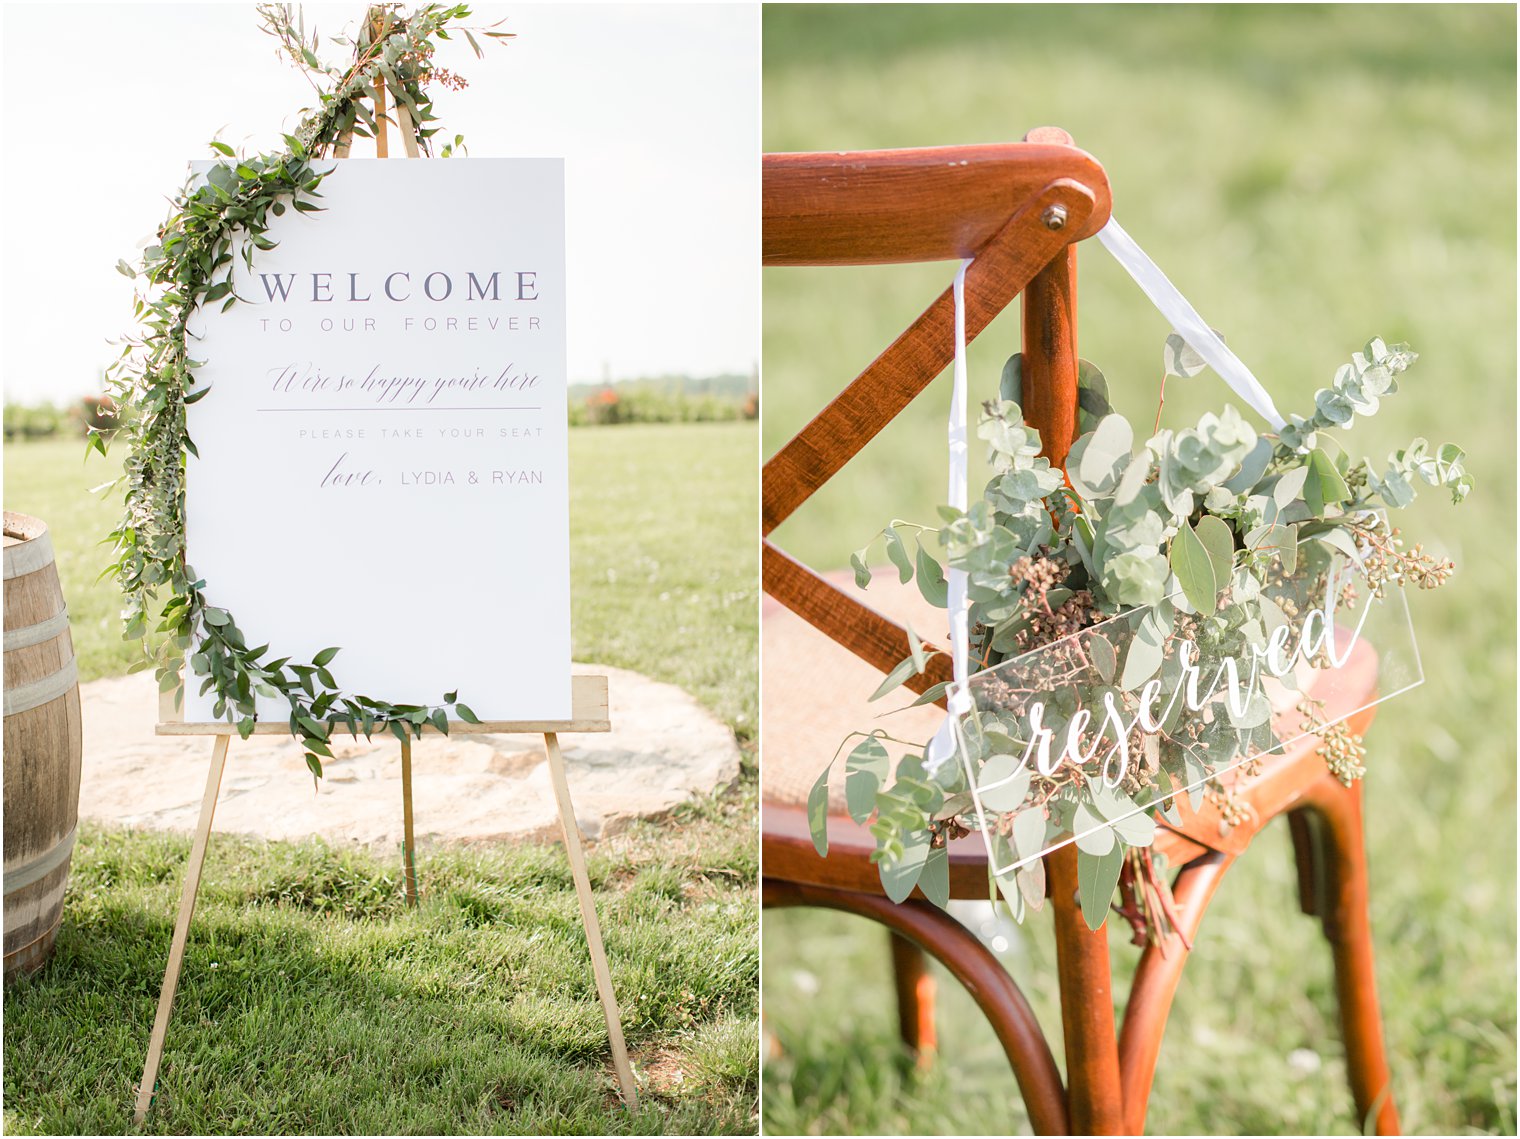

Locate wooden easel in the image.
[133,55,638,1122]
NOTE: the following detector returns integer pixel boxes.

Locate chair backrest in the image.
[761,127,1112,700]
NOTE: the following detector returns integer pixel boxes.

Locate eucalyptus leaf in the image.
[879,831,931,903]
[1273,465,1309,509]
[870,654,921,702]
[1226,689,1273,730]
[1111,454,1151,508]
[1073,803,1116,855]
[1086,778,1133,819]
[906,624,926,673]
[1163,330,1213,378]
[844,737,890,823]
[1224,436,1273,494]
[1076,360,1112,434]
[1120,613,1166,690]
[919,845,950,909]
[850,548,872,589]
[1077,845,1126,931]
[992,859,1024,922]
[1012,807,1049,863]
[904,681,952,708]
[1247,522,1298,574]
[883,526,913,584]
[915,541,948,607]
[1170,522,1219,614]
[1258,595,1290,639]
[1108,807,1156,847]
[1078,414,1133,496]
[807,764,832,856]
[1312,526,1362,561]
[999,353,1023,406]
[976,755,1032,813]
[1309,447,1352,509]
[1194,515,1235,588]
[1017,859,1046,911]
[1182,749,1208,811]
[1087,633,1117,684]
[1153,767,1184,825]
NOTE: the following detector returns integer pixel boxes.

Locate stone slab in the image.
[78,663,740,848]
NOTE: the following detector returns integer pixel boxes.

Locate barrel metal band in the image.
[2,531,55,580]
[1,908,66,974]
[3,823,78,895]
[4,607,70,652]
[3,657,78,716]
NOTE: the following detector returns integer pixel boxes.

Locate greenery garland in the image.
[818,336,1471,940]
[101,4,510,784]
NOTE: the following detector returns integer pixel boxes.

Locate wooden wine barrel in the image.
[3,511,83,981]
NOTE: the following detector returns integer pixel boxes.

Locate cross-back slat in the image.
[764,143,1111,265]
[763,543,956,698]
[763,177,1095,535]
[762,134,1111,698]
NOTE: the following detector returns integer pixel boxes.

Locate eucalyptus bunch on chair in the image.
[811,337,1469,938]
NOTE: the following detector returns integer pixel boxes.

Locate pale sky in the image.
[0,2,759,404]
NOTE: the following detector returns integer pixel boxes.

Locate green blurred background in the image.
[761,4,1515,1135]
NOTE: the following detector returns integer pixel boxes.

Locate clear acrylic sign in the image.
[950,541,1421,874]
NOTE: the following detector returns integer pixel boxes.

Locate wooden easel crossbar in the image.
[133,75,637,1122]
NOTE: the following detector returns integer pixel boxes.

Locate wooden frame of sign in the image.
[133,77,638,1123]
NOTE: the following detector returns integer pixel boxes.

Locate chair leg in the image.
[1288,807,1324,917]
[889,931,937,1066]
[1117,852,1234,1133]
[1300,777,1402,1136]
[764,878,1069,1136]
[1047,845,1127,1135]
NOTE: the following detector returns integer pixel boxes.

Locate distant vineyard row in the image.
[5,378,758,440]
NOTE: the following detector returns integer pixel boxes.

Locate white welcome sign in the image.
[183,159,570,722]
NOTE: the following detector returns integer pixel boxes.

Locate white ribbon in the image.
[924,259,973,776]
[1097,216,1287,430]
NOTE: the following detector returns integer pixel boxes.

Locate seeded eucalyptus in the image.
[100,5,508,784]
[821,337,1469,932]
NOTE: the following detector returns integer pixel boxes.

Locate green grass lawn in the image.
[762,5,1515,1135]
[4,794,757,1135]
[3,422,759,1134]
[2,422,758,743]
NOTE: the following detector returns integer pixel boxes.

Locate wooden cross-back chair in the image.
[760,128,1401,1136]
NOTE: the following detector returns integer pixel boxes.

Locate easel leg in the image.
[134,734,231,1124]
[400,734,418,907]
[544,732,639,1109]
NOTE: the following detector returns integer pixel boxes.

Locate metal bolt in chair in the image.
[760,127,1400,1136]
